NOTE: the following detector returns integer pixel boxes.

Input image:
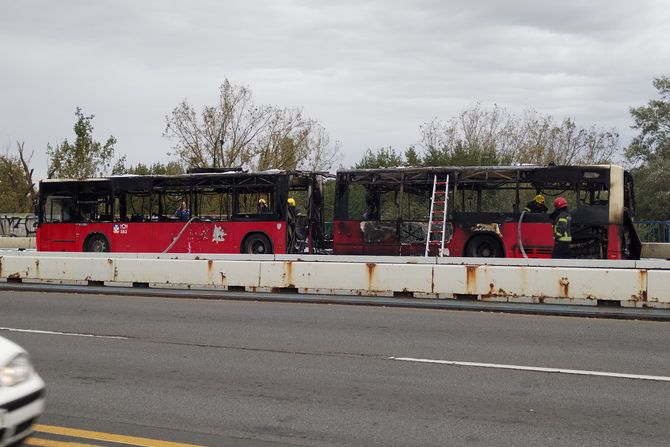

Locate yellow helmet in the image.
[288,198,296,206]
[258,198,267,205]
[534,194,545,204]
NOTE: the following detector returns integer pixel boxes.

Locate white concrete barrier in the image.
[0,237,35,249]
[1,253,669,309]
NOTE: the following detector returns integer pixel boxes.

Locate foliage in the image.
[625,76,670,220]
[418,104,617,167]
[0,142,35,213]
[164,78,340,172]
[354,147,404,169]
[47,108,118,178]
[113,160,185,176]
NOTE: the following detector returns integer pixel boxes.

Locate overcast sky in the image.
[1,0,669,179]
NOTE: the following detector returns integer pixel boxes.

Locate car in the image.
[0,335,45,446]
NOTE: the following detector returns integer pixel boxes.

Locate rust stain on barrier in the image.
[466,265,477,294]
[481,281,516,300]
[34,259,39,277]
[285,261,294,287]
[634,270,648,301]
[207,259,213,271]
[0,257,2,277]
[366,263,377,290]
[220,272,226,285]
[559,277,570,297]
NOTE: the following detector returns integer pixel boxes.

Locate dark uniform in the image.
[550,208,572,258]
[524,200,548,213]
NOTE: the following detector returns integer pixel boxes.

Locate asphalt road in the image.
[1,289,669,446]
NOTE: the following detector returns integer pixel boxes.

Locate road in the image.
[1,289,669,446]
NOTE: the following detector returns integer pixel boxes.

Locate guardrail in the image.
[634,220,670,243]
[1,253,669,309]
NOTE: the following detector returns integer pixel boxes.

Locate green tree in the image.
[354,147,404,169]
[0,142,35,213]
[47,108,118,178]
[404,146,421,166]
[113,160,185,175]
[625,76,670,220]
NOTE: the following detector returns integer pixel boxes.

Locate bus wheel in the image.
[465,234,503,258]
[84,234,110,252]
[243,233,273,255]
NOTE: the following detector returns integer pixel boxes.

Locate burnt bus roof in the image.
[336,165,621,185]
[39,170,331,192]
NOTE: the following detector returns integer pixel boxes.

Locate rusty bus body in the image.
[333,165,640,259]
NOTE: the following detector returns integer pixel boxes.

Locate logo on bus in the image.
[113,224,129,235]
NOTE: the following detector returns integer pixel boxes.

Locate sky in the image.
[1,0,669,180]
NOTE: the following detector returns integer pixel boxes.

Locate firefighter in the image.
[524,194,548,213]
[550,197,572,259]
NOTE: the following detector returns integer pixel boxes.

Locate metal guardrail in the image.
[634,221,670,243]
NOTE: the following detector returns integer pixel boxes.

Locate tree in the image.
[0,142,36,213]
[513,112,618,165]
[625,76,670,220]
[417,104,618,167]
[113,160,185,176]
[164,78,340,171]
[354,147,404,169]
[419,104,516,167]
[47,108,118,178]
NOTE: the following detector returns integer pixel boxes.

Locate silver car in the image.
[0,335,45,446]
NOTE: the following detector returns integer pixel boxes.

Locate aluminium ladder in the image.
[424,174,450,257]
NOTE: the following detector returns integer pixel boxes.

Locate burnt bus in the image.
[332,165,640,259]
[37,170,329,254]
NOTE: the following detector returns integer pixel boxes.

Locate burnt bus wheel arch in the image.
[464,234,504,258]
[241,232,273,255]
[84,233,110,253]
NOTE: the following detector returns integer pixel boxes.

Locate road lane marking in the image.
[34,425,207,447]
[25,437,101,447]
[0,327,128,340]
[389,357,670,382]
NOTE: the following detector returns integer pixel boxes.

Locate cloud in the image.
[1,0,669,174]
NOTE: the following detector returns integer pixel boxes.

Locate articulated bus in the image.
[333,165,641,259]
[37,170,328,254]
[37,164,641,259]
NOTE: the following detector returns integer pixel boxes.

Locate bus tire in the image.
[464,234,504,258]
[242,233,273,255]
[84,234,110,253]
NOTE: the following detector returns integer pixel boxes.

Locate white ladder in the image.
[425,174,450,257]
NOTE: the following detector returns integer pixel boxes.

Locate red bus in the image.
[332,165,641,259]
[37,170,328,254]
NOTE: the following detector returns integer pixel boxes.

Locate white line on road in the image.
[0,327,129,340]
[390,357,670,382]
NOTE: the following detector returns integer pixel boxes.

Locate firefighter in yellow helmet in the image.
[524,194,548,213]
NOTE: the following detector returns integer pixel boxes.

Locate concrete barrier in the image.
[0,237,35,249]
[2,253,670,309]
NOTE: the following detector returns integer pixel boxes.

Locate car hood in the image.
[0,335,25,364]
